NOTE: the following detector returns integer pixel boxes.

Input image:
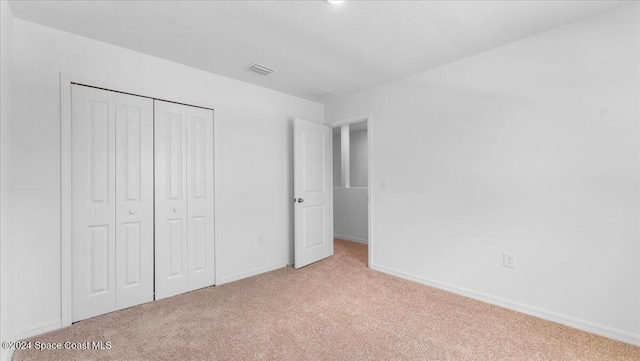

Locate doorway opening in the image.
[330,115,371,267]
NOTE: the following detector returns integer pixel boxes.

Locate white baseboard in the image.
[216,260,293,286]
[334,234,368,244]
[15,318,61,340]
[370,263,640,346]
[16,262,294,341]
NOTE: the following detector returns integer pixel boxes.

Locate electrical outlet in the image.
[257,235,264,245]
[503,252,515,269]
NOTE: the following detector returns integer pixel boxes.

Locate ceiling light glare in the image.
[326,0,346,5]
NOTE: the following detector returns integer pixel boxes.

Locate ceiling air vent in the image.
[307,87,332,97]
[246,62,275,76]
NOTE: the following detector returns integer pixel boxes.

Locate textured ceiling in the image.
[8,0,630,103]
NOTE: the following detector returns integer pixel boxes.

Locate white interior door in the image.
[154,100,189,300]
[294,118,333,269]
[115,93,154,309]
[72,85,117,321]
[186,106,215,291]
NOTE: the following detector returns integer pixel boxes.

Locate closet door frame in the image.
[60,73,220,328]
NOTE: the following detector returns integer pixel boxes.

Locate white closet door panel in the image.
[71,85,117,322]
[115,93,154,309]
[186,106,215,291]
[154,100,189,300]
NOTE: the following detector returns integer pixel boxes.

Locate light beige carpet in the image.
[14,239,639,360]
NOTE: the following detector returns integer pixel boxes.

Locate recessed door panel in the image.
[116,93,153,310]
[90,102,111,204]
[303,205,325,249]
[303,129,326,193]
[155,100,189,300]
[123,222,141,287]
[88,225,110,295]
[167,114,183,200]
[192,216,206,272]
[72,85,117,322]
[168,219,185,277]
[191,117,206,199]
[124,107,141,202]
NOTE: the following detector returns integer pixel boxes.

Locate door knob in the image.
[173,207,179,212]
[297,198,304,203]
[129,210,135,215]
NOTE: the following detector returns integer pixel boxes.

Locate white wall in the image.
[326,4,640,344]
[333,126,369,242]
[1,1,16,359]
[333,133,341,187]
[349,129,368,188]
[334,187,368,244]
[10,18,323,339]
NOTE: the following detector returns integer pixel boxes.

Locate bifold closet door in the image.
[186,106,215,291]
[115,93,154,310]
[72,86,117,322]
[71,85,153,322]
[154,100,215,300]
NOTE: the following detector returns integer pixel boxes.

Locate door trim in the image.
[325,113,373,269]
[60,73,220,327]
